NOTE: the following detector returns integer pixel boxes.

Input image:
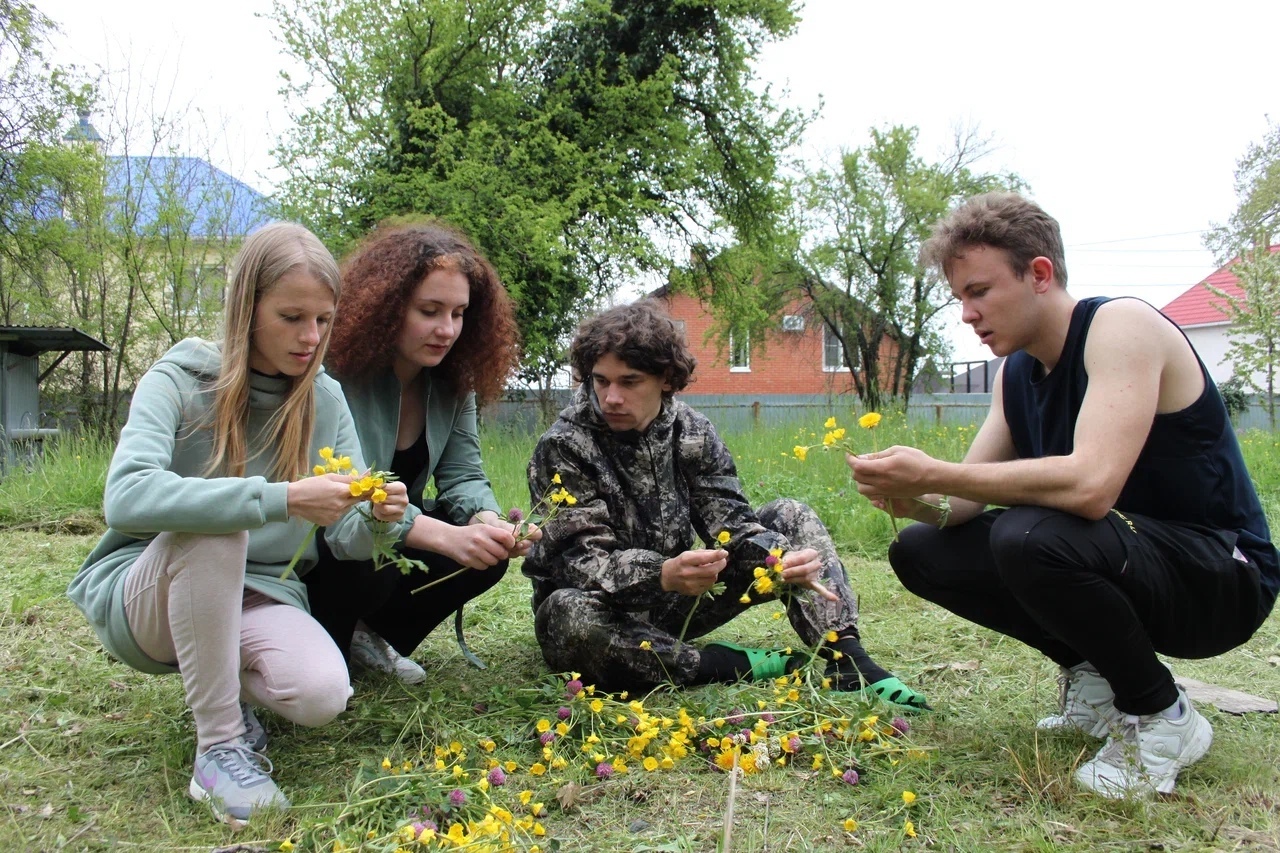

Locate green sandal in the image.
[703,641,794,681]
[861,676,931,713]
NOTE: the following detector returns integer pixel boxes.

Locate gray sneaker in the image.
[1074,687,1213,798]
[1037,665,1121,738]
[188,740,289,827]
[241,701,268,753]
[350,629,427,684]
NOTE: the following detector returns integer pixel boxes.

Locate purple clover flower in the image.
[595,762,613,779]
[761,713,776,724]
[566,679,584,697]
[487,766,506,786]
[557,705,573,720]
[891,716,910,736]
[787,736,802,753]
[507,507,524,524]
[841,769,860,786]
[765,554,780,567]
[539,731,556,746]
[448,788,467,807]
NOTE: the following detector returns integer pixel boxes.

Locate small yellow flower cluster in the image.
[791,412,882,462]
[739,547,785,604]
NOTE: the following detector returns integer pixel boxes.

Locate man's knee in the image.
[756,497,815,532]
[887,521,945,594]
[534,588,599,649]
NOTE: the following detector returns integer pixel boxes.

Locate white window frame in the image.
[729,329,750,372]
[823,323,853,373]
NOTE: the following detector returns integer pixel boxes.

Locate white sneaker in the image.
[240,701,268,753]
[1037,665,1122,738]
[1074,687,1213,798]
[350,629,427,685]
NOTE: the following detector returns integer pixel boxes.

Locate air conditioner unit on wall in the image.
[781,314,805,332]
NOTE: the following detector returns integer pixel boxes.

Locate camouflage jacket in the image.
[522,387,787,611]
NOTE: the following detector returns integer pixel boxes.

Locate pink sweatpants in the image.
[122,531,351,752]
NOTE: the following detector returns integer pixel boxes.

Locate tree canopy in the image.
[271,0,804,405]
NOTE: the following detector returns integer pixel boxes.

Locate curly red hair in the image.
[328,219,520,404]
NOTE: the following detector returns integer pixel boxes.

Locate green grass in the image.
[1,421,1278,851]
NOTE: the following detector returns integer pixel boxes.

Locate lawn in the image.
[1,418,1278,852]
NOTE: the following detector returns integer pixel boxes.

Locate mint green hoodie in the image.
[67,338,377,674]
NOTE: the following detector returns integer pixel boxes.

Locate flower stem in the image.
[411,565,473,595]
[677,598,700,645]
[279,523,319,581]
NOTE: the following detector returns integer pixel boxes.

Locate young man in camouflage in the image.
[522,300,926,710]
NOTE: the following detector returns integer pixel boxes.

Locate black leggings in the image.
[888,506,1266,715]
[304,512,509,661]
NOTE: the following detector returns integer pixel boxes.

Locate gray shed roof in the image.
[0,326,110,357]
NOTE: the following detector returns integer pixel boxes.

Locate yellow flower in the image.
[530,763,547,776]
[643,756,659,771]
[552,473,562,485]
[591,698,605,712]
[519,790,533,805]
[280,841,295,852]
[831,427,846,440]
[319,447,334,460]
[739,593,752,604]
[753,575,774,595]
[566,493,578,505]
[380,757,391,770]
[902,790,917,805]
[825,630,838,643]
[536,719,551,733]
[639,640,652,651]
[859,412,882,429]
[371,487,387,504]
[793,445,808,461]
[824,416,837,429]
[716,530,731,545]
[842,819,858,832]
[753,566,767,578]
[312,465,326,476]
[904,820,917,838]
[823,431,837,446]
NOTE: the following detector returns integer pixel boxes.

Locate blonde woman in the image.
[67,222,408,826]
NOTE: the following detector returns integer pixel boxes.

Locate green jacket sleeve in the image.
[429,389,501,525]
[103,366,290,534]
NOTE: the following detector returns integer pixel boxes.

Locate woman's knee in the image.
[276,666,352,727]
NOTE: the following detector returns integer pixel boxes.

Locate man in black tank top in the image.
[847,192,1277,798]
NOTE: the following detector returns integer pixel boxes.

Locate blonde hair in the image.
[206,222,341,481]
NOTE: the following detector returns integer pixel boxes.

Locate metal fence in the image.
[484,391,1277,435]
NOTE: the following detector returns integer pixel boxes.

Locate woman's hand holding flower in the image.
[473,509,542,558]
[369,479,409,522]
[287,473,363,526]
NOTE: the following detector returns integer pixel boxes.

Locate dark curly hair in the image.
[328,219,520,404]
[570,299,696,395]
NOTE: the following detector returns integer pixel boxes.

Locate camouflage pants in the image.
[532,498,861,690]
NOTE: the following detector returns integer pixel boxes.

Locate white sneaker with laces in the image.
[240,701,268,753]
[1037,665,1122,738]
[1073,687,1213,798]
[350,629,427,684]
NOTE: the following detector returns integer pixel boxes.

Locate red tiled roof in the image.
[1161,245,1280,327]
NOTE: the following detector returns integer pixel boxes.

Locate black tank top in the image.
[1001,296,1278,609]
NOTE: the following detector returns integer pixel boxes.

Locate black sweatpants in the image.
[304,510,509,661]
[888,506,1267,715]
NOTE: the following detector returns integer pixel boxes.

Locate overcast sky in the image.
[37,0,1279,362]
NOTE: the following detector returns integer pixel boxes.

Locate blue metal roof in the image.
[104,156,272,238]
[10,154,271,239]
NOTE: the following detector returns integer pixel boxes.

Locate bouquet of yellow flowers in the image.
[280,447,426,581]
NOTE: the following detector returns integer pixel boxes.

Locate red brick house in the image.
[652,288,900,396]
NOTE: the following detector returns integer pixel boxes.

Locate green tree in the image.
[271,0,803,414]
[1206,121,1280,429]
[680,126,1018,410]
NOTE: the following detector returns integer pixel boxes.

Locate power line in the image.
[1068,229,1207,247]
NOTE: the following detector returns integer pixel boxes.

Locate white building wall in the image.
[1183,323,1271,388]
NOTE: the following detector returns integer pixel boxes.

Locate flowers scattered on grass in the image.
[285,669,929,851]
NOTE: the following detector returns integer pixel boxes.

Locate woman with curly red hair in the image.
[304,219,534,681]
